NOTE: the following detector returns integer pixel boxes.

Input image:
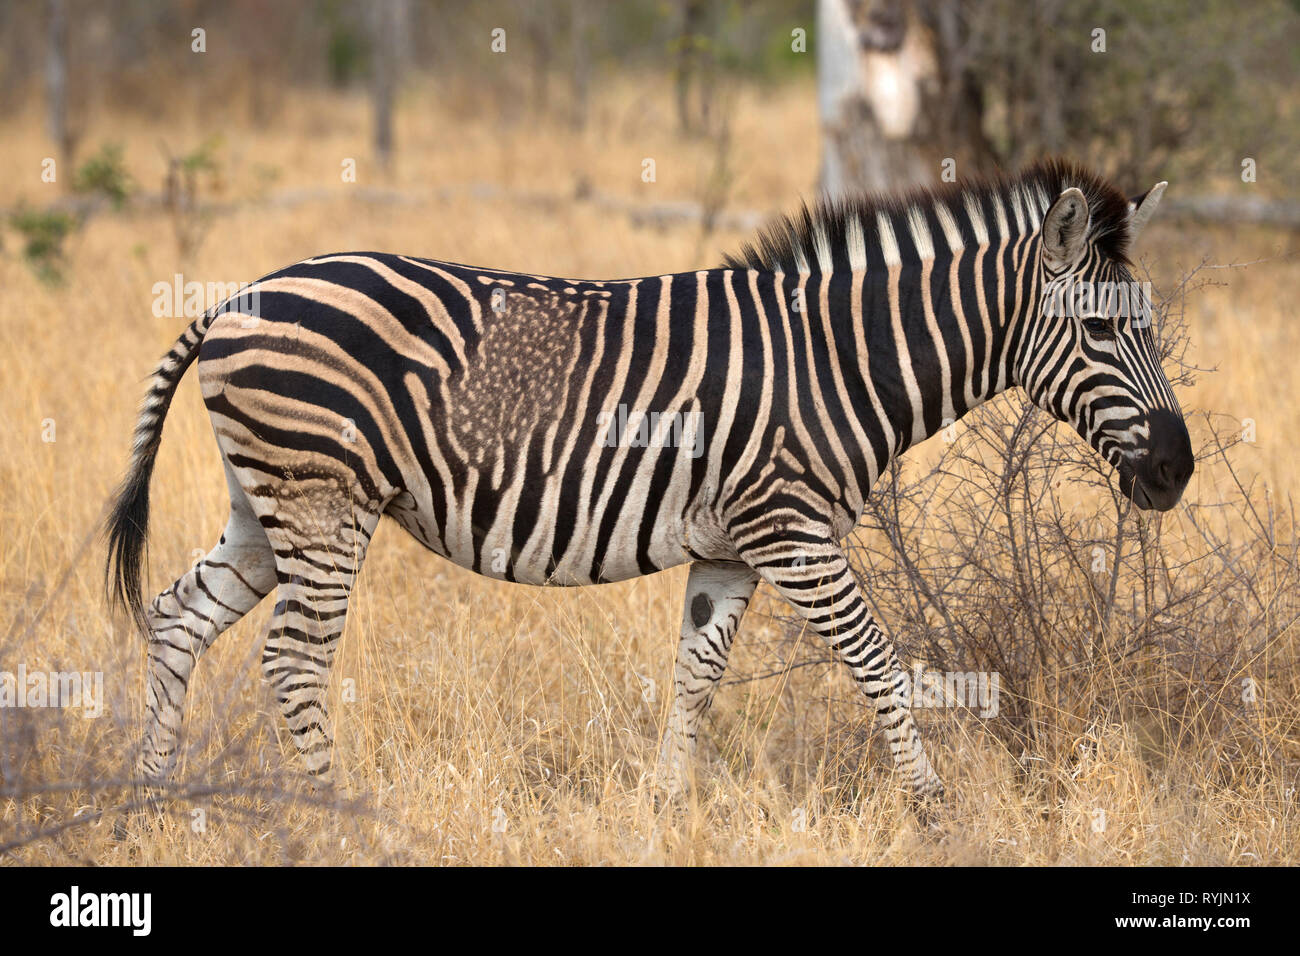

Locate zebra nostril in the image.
[1145,409,1194,492]
[1150,451,1192,489]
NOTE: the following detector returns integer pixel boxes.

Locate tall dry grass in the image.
[1,75,1297,864]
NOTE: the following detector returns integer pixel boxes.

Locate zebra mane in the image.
[723,157,1133,274]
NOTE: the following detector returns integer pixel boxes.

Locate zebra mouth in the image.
[1117,457,1186,513]
[1130,481,1157,511]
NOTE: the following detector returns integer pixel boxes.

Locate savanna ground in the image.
[1,74,1298,865]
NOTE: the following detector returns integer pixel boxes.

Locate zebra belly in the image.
[388,436,738,586]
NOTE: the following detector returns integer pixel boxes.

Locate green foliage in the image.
[965,0,1300,186]
[9,207,78,284]
[320,0,369,87]
[327,27,368,86]
[164,136,225,260]
[758,21,816,81]
[178,135,223,176]
[666,0,814,80]
[72,143,132,209]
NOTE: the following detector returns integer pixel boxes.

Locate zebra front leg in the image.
[740,537,944,805]
[138,502,276,785]
[655,560,759,798]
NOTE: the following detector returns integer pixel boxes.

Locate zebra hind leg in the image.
[655,560,759,800]
[137,462,277,786]
[254,485,384,787]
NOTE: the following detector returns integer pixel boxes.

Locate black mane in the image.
[722,158,1133,273]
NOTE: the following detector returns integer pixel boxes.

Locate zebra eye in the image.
[1082,317,1114,339]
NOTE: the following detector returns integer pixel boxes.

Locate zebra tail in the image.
[104,314,212,637]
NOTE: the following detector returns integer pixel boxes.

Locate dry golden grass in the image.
[1,75,1297,865]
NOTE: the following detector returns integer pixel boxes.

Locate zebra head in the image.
[1020,178,1193,512]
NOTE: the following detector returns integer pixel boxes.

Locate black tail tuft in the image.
[105,442,160,638]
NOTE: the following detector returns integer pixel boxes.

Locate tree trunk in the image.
[674,0,707,135]
[45,0,72,170]
[817,0,997,198]
[370,0,408,172]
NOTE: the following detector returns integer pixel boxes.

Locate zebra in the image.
[105,158,1192,806]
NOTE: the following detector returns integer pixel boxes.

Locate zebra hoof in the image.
[306,768,335,792]
[111,815,132,843]
[651,781,688,812]
[906,782,947,827]
[650,747,694,810]
[649,768,691,812]
[112,793,166,843]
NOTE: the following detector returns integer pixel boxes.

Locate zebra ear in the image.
[1042,187,1090,270]
[1126,181,1168,243]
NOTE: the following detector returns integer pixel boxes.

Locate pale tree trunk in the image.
[370,0,409,172]
[45,0,73,171]
[817,0,996,198]
[674,0,708,135]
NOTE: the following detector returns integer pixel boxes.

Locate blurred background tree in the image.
[0,0,1295,198]
[819,0,1300,194]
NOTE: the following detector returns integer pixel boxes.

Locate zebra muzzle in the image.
[1118,409,1194,512]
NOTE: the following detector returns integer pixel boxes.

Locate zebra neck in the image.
[802,222,1040,460]
[724,162,1146,462]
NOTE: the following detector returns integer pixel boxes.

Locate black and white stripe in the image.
[106,159,1192,801]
